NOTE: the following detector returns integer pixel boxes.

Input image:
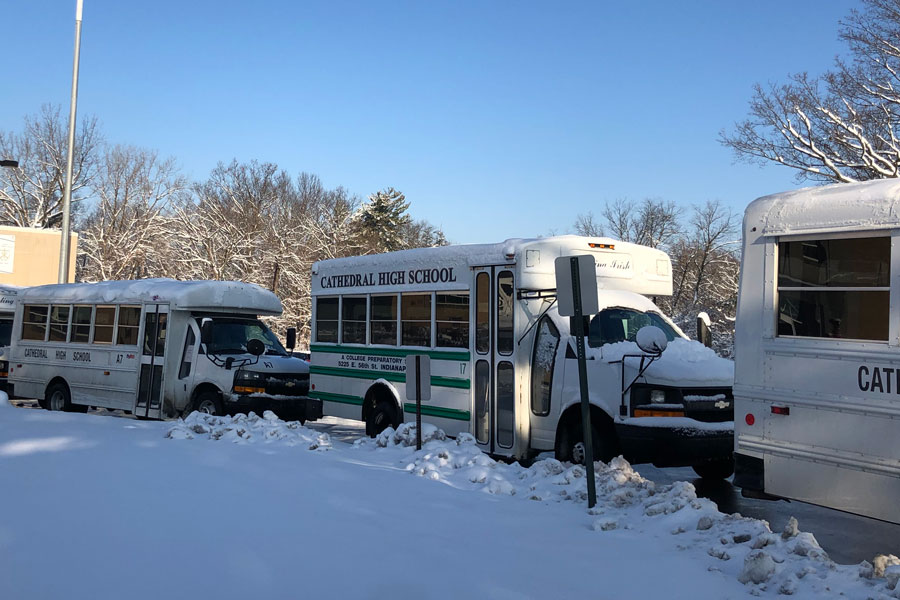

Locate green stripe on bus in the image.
[309,390,364,406]
[310,365,471,390]
[403,403,471,421]
[310,344,470,362]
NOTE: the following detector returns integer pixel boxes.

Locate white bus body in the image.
[8,279,320,421]
[0,284,22,391]
[734,179,900,523]
[310,236,734,473]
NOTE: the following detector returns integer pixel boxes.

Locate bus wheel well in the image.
[186,383,223,416]
[362,383,401,437]
[554,403,619,463]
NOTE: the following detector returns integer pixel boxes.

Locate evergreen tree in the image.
[357,187,412,252]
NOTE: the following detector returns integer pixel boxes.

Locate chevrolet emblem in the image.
[285,381,295,388]
[714,400,730,409]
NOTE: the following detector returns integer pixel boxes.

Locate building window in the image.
[777,237,890,340]
[531,317,560,416]
[116,306,141,346]
[22,305,49,341]
[48,305,70,342]
[71,306,92,343]
[316,297,338,343]
[435,292,469,348]
[402,294,432,347]
[370,295,398,345]
[93,305,116,344]
[342,297,367,344]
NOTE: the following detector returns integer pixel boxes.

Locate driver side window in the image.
[178,326,196,380]
[531,317,560,416]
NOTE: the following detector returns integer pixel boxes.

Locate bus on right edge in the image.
[734,178,900,524]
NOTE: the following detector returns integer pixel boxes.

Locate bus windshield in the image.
[205,318,288,356]
[587,308,679,347]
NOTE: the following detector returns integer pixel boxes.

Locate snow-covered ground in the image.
[2,393,899,599]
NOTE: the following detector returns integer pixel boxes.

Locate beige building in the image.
[0,226,78,286]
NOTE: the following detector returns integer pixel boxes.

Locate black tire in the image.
[556,415,618,464]
[366,400,398,437]
[692,457,735,480]
[193,391,224,416]
[45,382,71,412]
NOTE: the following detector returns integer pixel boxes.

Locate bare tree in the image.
[79,145,188,281]
[573,211,604,236]
[721,0,900,183]
[0,105,101,227]
[600,197,682,249]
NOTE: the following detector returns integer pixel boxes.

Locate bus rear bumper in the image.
[616,421,734,467]
[227,394,323,423]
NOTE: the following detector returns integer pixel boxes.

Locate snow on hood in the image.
[592,338,734,385]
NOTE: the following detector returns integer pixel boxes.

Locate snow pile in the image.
[166,410,331,450]
[366,422,448,448]
[351,424,899,598]
[0,390,9,408]
[597,337,734,384]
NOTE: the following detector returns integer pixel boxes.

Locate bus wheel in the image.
[692,458,734,480]
[557,418,617,465]
[195,392,224,416]
[45,382,71,412]
[366,400,397,437]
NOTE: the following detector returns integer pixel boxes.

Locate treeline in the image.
[0,106,446,342]
[573,198,739,357]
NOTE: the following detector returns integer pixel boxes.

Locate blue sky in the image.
[1,0,859,243]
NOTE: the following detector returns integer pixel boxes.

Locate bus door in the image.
[135,304,169,419]
[473,267,516,455]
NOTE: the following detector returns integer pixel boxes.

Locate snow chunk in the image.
[739,550,777,584]
[0,390,9,408]
[165,411,331,450]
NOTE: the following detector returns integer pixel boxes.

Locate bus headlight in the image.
[0,360,8,378]
[650,389,667,404]
[234,370,265,395]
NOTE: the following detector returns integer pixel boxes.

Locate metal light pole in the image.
[58,0,83,284]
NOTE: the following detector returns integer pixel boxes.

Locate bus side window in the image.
[71,306,92,343]
[22,304,49,341]
[316,297,338,343]
[116,306,141,345]
[179,327,196,380]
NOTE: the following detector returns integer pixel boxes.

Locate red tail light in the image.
[771,405,790,416]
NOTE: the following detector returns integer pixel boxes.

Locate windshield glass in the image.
[205,318,288,356]
[0,318,11,347]
[587,308,679,348]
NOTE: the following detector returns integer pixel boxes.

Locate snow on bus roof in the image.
[313,235,665,270]
[746,178,900,236]
[19,279,282,315]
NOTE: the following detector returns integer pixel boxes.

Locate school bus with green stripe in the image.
[310,236,735,471]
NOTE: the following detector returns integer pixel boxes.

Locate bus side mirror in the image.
[636,325,668,355]
[247,338,265,356]
[200,319,213,346]
[286,327,296,351]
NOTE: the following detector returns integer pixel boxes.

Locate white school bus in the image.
[0,284,22,391]
[8,279,319,421]
[734,179,900,523]
[310,236,735,474]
